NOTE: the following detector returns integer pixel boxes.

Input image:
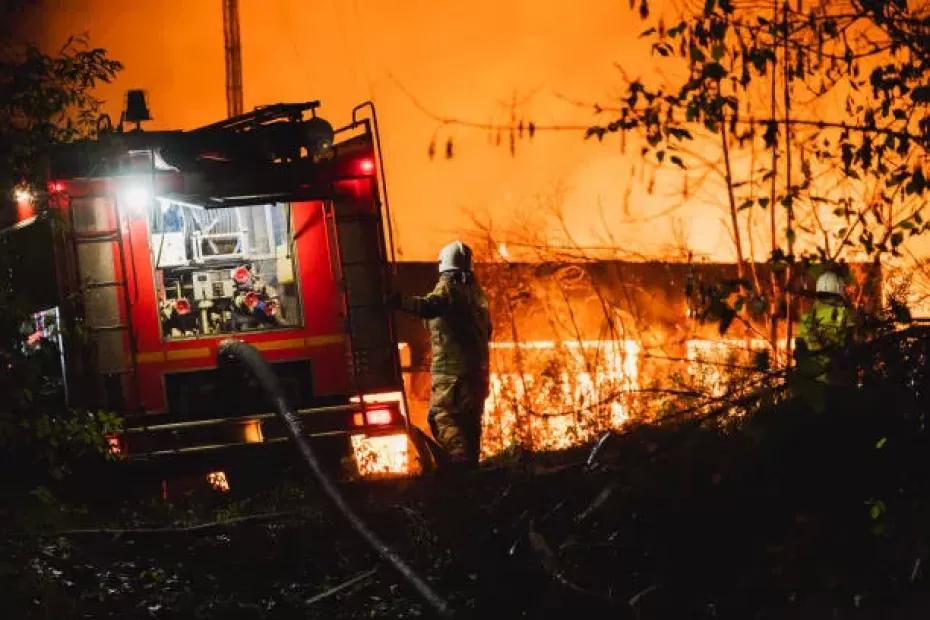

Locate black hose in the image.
[217,339,456,619]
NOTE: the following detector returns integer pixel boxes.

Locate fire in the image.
[685,338,780,397]
[351,433,409,477]
[481,339,639,458]
[207,470,230,492]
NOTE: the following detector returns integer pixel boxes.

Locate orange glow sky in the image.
[24,0,911,266]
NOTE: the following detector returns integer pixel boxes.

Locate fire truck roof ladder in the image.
[66,164,146,410]
[332,104,405,410]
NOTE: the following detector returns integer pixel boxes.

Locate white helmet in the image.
[816,271,844,297]
[438,240,473,273]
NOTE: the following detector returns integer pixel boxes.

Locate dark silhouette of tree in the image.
[0,33,122,222]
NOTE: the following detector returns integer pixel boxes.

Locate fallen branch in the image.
[587,432,613,468]
[629,584,660,619]
[527,519,612,602]
[22,509,304,537]
[304,568,378,607]
[575,483,618,524]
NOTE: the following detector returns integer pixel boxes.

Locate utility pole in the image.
[222,0,243,117]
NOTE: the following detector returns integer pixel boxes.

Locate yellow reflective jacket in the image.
[796,299,851,353]
[795,298,852,384]
[401,273,492,377]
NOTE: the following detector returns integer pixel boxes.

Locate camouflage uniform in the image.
[401,272,491,466]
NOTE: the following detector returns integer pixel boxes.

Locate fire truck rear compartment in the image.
[152,201,300,339]
[30,100,412,479]
[163,359,316,419]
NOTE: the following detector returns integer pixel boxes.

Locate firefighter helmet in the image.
[816,271,844,297]
[438,240,473,273]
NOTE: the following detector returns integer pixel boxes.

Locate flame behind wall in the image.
[394,261,820,458]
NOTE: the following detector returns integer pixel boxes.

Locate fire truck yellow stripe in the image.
[253,338,305,352]
[135,351,164,364]
[134,335,344,365]
[165,347,211,361]
[305,334,345,347]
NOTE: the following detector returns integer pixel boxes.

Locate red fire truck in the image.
[7,96,416,478]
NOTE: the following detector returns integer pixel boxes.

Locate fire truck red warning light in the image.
[365,407,393,426]
[358,157,375,175]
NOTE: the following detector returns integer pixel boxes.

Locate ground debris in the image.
[8,357,930,618]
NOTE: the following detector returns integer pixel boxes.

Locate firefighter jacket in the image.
[401,272,492,377]
[795,297,851,383]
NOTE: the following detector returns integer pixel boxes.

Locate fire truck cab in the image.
[10,98,414,478]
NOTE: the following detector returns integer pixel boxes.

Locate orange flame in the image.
[351,433,409,476]
[207,470,230,492]
[481,339,639,458]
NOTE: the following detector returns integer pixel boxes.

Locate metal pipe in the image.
[216,339,455,619]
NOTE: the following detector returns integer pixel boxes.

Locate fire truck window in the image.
[149,201,300,339]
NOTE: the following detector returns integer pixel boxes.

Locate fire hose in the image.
[216,339,455,619]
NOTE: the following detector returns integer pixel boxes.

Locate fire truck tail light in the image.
[106,433,125,457]
[350,391,408,422]
[358,157,375,175]
[365,407,393,426]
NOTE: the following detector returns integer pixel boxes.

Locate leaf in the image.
[718,306,735,335]
[875,437,887,449]
[702,62,726,80]
[690,45,705,63]
[670,155,686,169]
[656,150,665,163]
[667,127,693,141]
[639,27,657,38]
[912,86,930,103]
[711,43,726,61]
[868,499,886,522]
[585,127,607,141]
[703,0,716,15]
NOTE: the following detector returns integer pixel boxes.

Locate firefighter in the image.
[392,241,492,468]
[792,270,853,412]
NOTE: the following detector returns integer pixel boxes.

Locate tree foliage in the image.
[0,35,122,216]
[600,0,930,263]
[0,34,123,486]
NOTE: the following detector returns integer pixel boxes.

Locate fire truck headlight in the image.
[123,185,152,212]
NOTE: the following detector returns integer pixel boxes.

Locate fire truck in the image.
[6,95,417,479]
